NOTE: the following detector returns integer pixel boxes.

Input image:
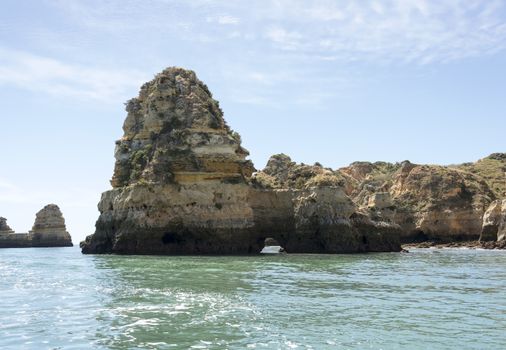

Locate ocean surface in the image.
[1,247,505,349]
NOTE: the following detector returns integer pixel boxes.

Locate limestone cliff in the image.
[81,67,401,254]
[480,199,506,242]
[454,153,506,198]
[337,160,496,243]
[111,68,253,187]
[251,154,401,252]
[0,205,72,248]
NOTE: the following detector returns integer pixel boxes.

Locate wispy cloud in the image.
[44,0,506,65]
[3,0,506,105]
[0,48,148,102]
[265,27,303,51]
[207,15,240,25]
[257,0,506,63]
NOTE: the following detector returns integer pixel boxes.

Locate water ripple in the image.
[0,247,506,349]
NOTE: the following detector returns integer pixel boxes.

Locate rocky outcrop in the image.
[252,154,401,252]
[0,217,14,234]
[81,67,401,255]
[0,205,72,248]
[80,66,504,254]
[337,160,496,243]
[29,204,73,247]
[480,199,506,242]
[454,153,506,198]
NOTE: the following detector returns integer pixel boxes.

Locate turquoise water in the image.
[1,247,505,349]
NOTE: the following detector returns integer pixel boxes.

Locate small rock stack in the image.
[29,204,73,247]
[0,217,14,235]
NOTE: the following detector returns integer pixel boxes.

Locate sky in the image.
[1,0,505,243]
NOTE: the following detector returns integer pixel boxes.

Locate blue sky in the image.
[1,0,505,242]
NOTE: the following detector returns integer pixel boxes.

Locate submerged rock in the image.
[81,67,401,255]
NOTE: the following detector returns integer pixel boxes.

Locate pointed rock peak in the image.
[112,67,254,187]
[263,154,294,174]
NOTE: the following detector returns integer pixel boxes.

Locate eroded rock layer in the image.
[0,217,14,234]
[481,199,506,242]
[81,67,401,254]
[0,205,73,248]
[29,204,73,247]
[335,157,500,243]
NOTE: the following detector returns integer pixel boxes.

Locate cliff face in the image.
[80,66,503,254]
[82,68,259,254]
[251,154,401,252]
[0,205,72,248]
[338,160,496,243]
[454,153,506,198]
[481,199,506,242]
[81,67,401,254]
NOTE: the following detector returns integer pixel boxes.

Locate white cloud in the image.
[3,0,506,106]
[258,0,506,63]
[208,15,240,25]
[0,48,148,102]
[46,0,506,65]
[265,27,303,50]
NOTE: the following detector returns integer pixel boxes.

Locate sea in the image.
[1,247,505,349]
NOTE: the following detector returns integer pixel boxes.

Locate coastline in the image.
[403,240,506,250]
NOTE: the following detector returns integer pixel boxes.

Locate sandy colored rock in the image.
[110,67,253,188]
[81,67,401,255]
[480,199,506,242]
[0,205,73,248]
[29,204,73,247]
[454,153,506,198]
[335,158,497,243]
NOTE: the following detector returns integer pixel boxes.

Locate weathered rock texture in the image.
[29,204,73,247]
[0,205,73,248]
[0,217,14,234]
[454,153,506,198]
[480,199,506,242]
[81,67,401,254]
[336,159,498,243]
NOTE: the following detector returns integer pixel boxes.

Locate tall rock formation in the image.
[81,67,401,254]
[29,204,73,247]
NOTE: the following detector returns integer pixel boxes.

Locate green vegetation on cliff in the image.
[453,153,506,198]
